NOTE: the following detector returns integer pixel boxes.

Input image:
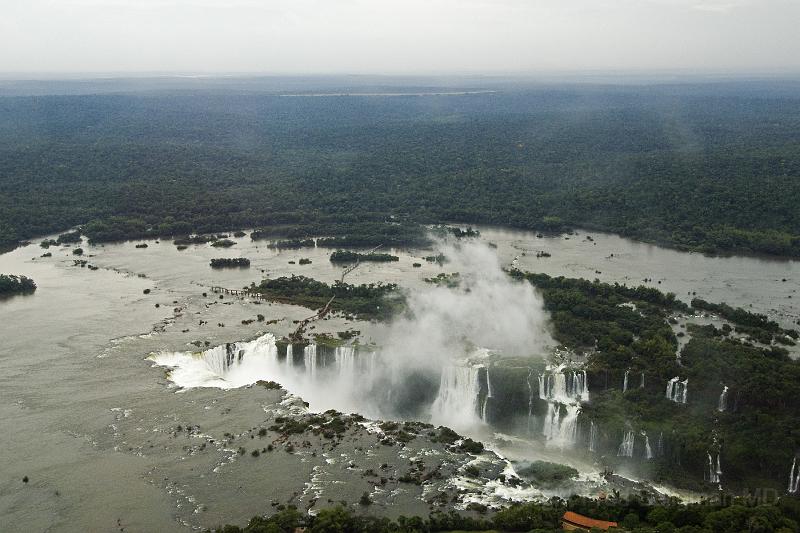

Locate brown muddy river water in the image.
[0,227,797,532]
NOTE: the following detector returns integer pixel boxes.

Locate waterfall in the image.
[543,403,579,448]
[538,372,548,400]
[481,367,493,423]
[588,421,598,453]
[657,432,664,457]
[538,366,588,448]
[334,346,356,378]
[617,431,635,457]
[790,457,800,494]
[576,370,589,402]
[539,368,589,403]
[666,377,688,403]
[643,432,653,460]
[149,333,280,389]
[285,344,293,372]
[430,366,480,429]
[623,370,629,392]
[707,453,721,484]
[718,386,728,412]
[640,372,645,389]
[526,369,535,435]
[303,345,317,381]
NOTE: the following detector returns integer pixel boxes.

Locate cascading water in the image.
[149,334,279,389]
[640,372,645,389]
[789,457,800,494]
[539,368,588,403]
[643,432,653,460]
[666,377,688,404]
[526,369,535,436]
[588,421,598,453]
[481,367,493,422]
[617,431,635,457]
[718,386,728,412]
[430,366,481,429]
[303,345,317,381]
[623,370,629,393]
[285,344,293,372]
[707,453,721,484]
[335,346,356,376]
[538,366,588,448]
[657,432,664,457]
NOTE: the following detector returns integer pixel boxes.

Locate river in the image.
[0,226,797,531]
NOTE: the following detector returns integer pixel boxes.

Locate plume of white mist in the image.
[376,239,552,373]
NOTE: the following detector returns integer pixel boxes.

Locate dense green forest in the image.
[251,275,403,321]
[1,80,799,255]
[210,258,250,268]
[510,271,800,492]
[329,250,400,263]
[210,496,800,533]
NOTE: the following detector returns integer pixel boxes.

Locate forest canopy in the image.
[1,80,799,256]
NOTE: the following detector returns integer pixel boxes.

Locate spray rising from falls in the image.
[151,240,554,435]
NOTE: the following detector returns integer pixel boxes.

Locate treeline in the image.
[691,297,798,343]
[210,494,800,533]
[329,250,399,263]
[0,274,36,295]
[210,258,250,268]
[2,84,800,256]
[252,275,403,321]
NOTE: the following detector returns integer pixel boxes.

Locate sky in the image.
[2,0,799,75]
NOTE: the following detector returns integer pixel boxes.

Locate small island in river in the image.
[0,274,37,296]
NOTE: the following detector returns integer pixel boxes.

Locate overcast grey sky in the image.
[2,0,799,74]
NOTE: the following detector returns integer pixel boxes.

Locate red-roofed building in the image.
[561,511,619,531]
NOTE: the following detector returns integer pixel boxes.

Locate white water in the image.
[707,453,721,484]
[538,367,588,448]
[588,421,598,453]
[539,368,588,403]
[149,334,382,416]
[617,431,635,457]
[430,366,481,430]
[640,372,645,389]
[303,344,317,382]
[643,432,653,460]
[623,370,629,393]
[790,457,800,494]
[718,386,729,412]
[666,377,688,404]
[481,367,493,423]
[149,334,279,389]
[526,369,535,436]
